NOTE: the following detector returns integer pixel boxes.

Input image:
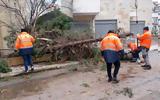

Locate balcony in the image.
[73,0,100,16]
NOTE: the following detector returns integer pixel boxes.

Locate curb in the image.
[0,61,79,78]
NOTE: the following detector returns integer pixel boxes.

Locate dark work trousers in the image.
[19,47,33,71]
[106,61,120,79]
[131,50,140,59]
[22,55,32,71]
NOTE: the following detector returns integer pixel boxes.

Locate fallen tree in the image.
[33,31,133,62]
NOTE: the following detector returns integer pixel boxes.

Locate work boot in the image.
[30,66,34,71]
[112,78,119,84]
[143,65,152,70]
[141,65,147,67]
[108,78,112,82]
[136,59,141,64]
[24,70,29,73]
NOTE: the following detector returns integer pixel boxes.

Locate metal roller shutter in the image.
[95,20,117,38]
[130,21,145,34]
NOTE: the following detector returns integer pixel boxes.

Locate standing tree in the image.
[0,0,58,32]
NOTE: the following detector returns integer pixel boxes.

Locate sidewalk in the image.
[0,61,79,78]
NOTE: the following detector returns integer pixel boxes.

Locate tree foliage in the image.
[36,9,72,31]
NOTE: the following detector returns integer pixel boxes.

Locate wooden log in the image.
[47,33,133,50]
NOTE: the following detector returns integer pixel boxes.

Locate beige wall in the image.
[132,0,152,27]
[73,0,100,15]
[95,0,117,19]
[95,0,130,32]
[0,7,10,49]
[116,0,130,32]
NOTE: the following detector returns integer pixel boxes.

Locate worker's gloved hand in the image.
[137,34,140,38]
[118,50,125,58]
[101,51,104,56]
[14,49,18,52]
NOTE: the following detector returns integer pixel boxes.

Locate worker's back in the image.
[15,32,35,49]
[137,31,152,49]
[101,33,122,51]
[101,33,123,63]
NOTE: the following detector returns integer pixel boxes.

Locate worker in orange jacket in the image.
[128,42,140,62]
[15,29,35,72]
[137,26,152,70]
[101,30,124,83]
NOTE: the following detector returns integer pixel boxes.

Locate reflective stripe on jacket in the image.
[100,33,123,51]
[137,31,152,49]
[15,32,35,49]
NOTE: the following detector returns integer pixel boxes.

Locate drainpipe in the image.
[135,0,139,46]
[135,0,138,24]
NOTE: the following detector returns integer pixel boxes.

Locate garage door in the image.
[95,20,117,38]
[130,21,145,34]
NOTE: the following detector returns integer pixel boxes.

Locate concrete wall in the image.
[95,0,117,19]
[73,0,100,15]
[95,0,130,32]
[116,0,130,32]
[0,7,10,49]
[130,0,153,28]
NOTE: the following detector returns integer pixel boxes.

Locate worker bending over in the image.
[128,42,140,62]
[15,29,35,72]
[137,27,152,70]
[100,30,124,83]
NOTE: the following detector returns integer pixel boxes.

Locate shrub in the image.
[36,10,72,31]
[0,59,12,73]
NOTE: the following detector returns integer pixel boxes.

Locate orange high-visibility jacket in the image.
[15,32,35,49]
[137,31,152,49]
[101,33,123,51]
[128,42,137,51]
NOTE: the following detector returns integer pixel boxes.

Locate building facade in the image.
[63,0,153,38]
